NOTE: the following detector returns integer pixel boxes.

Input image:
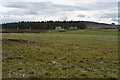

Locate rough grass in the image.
[2,29,118,78]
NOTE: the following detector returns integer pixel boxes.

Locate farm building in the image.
[55,26,62,30]
[69,27,77,30]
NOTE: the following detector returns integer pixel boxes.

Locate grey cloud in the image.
[3,2,83,17]
[3,9,38,16]
[3,2,66,16]
[77,14,85,17]
[59,17,68,20]
[112,18,118,22]
[3,2,118,12]
[1,2,118,24]
[100,12,117,18]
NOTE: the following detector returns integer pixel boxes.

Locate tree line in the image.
[2,21,87,29]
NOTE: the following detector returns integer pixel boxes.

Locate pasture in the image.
[2,29,118,78]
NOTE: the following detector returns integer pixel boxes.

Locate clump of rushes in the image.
[103,74,107,77]
[100,57,103,60]
[62,67,68,70]
[29,71,35,74]
[17,67,23,71]
[80,60,83,63]
[81,73,87,76]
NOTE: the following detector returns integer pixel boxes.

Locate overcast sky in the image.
[0,0,119,24]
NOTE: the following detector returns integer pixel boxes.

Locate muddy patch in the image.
[2,39,35,43]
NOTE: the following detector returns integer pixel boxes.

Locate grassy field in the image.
[2,29,118,78]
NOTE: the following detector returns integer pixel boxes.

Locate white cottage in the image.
[69,27,77,30]
[55,26,62,30]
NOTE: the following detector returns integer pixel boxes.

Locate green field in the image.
[2,29,118,78]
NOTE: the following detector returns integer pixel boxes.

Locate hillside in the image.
[1,21,118,33]
[82,21,117,29]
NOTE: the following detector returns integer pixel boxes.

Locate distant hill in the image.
[81,21,117,29]
[1,21,118,30]
[1,21,87,33]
